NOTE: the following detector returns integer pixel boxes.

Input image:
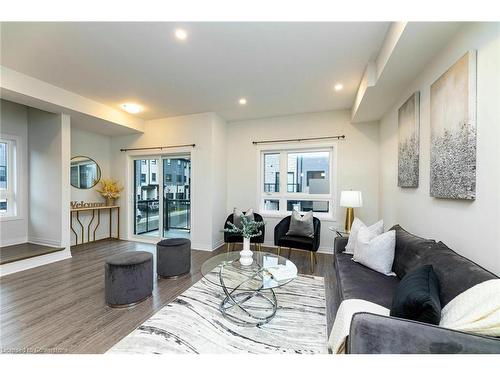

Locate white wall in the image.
[110,112,227,251]
[1,104,72,276]
[70,127,113,245]
[379,22,500,275]
[0,99,29,246]
[211,114,227,249]
[28,108,71,249]
[226,110,380,253]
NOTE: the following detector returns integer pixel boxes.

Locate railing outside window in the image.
[164,198,191,231]
[135,199,160,234]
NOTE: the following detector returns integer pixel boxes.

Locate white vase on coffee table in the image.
[239,237,253,266]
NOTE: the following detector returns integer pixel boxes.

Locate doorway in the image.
[133,155,191,240]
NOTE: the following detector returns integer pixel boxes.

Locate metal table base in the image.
[218,263,278,327]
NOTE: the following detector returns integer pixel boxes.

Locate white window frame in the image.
[0,134,19,219]
[256,142,337,220]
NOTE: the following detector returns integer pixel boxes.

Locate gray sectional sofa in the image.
[333,225,500,354]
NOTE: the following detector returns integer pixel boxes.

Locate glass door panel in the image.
[163,156,191,239]
[133,158,160,237]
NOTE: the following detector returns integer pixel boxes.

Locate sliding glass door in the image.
[133,158,160,237]
[162,156,191,238]
[133,155,191,240]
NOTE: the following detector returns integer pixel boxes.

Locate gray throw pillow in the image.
[233,208,254,228]
[286,210,314,238]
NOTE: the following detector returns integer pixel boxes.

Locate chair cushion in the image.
[390,265,441,325]
[335,252,400,309]
[277,235,314,251]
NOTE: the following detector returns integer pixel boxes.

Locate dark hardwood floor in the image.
[0,239,336,353]
[0,243,65,265]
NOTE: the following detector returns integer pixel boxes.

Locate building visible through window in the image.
[260,146,333,216]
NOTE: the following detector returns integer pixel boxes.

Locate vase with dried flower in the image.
[95,179,124,206]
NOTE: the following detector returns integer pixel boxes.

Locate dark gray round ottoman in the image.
[157,238,191,278]
[105,251,153,307]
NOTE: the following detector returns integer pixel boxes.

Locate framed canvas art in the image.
[398,92,420,188]
[430,50,477,200]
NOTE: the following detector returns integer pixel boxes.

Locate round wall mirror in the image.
[70,156,101,189]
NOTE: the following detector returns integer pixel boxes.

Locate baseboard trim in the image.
[0,236,28,247]
[211,240,225,251]
[0,249,72,277]
[28,237,61,248]
[190,242,213,252]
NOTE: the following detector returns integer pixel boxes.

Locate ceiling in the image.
[0,22,390,122]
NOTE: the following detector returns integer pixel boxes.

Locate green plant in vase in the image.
[223,215,265,265]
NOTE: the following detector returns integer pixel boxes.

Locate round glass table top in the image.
[201,251,298,292]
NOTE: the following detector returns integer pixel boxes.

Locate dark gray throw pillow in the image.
[286,210,314,238]
[390,264,441,325]
[233,208,254,228]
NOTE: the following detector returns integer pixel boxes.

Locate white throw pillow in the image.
[344,218,383,255]
[352,227,396,276]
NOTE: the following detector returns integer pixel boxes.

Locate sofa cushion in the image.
[353,228,396,276]
[335,252,400,309]
[423,241,497,307]
[390,225,436,278]
[390,265,441,325]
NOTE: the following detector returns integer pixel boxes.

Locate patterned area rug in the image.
[108,274,327,354]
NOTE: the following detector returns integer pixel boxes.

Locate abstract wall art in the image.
[398,92,420,188]
[430,50,477,200]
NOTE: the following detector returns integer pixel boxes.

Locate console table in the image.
[70,205,120,245]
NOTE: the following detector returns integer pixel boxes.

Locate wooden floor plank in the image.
[0,239,335,353]
[0,243,65,265]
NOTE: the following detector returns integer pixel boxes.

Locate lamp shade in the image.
[340,190,363,208]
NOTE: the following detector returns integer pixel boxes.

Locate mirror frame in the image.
[70,155,102,189]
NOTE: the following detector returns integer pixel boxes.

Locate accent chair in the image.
[274,214,321,272]
[224,212,265,252]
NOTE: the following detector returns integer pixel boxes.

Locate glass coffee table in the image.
[201,251,298,327]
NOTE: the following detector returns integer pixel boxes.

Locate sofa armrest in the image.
[334,237,348,253]
[348,312,500,354]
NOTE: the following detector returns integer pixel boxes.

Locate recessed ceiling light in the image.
[120,103,143,114]
[334,83,344,91]
[174,28,188,40]
[238,98,247,105]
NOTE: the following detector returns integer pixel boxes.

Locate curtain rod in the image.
[120,144,196,152]
[252,135,345,145]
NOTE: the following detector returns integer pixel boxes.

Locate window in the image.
[260,145,334,217]
[0,137,18,217]
[263,153,280,193]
